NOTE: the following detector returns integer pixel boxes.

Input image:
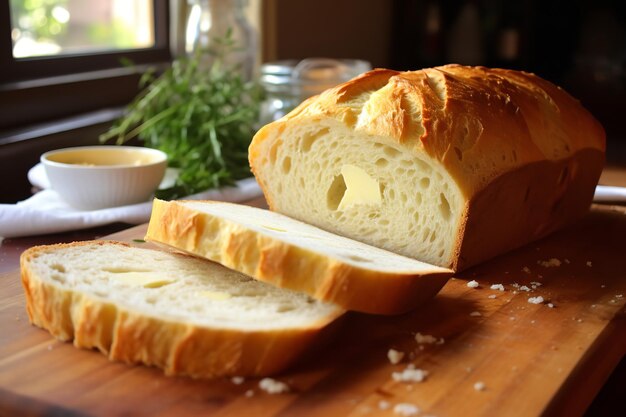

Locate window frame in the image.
[0,0,172,131]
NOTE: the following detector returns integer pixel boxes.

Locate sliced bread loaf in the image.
[249,65,605,271]
[145,199,453,315]
[20,241,344,378]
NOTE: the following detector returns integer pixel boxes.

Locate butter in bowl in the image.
[41,146,167,210]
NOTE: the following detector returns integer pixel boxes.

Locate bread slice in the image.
[145,199,453,315]
[249,65,605,271]
[20,241,344,378]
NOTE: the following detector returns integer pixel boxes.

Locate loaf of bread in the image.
[20,241,343,378]
[145,199,452,315]
[249,64,605,270]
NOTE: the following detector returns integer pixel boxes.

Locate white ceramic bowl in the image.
[41,146,167,210]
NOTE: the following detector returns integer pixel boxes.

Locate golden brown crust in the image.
[251,64,605,198]
[457,148,604,270]
[146,200,453,315]
[20,241,342,378]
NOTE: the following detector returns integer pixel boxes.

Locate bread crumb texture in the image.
[415,332,444,345]
[20,241,343,378]
[538,258,562,267]
[392,364,429,383]
[387,348,405,364]
[394,403,420,416]
[258,378,289,394]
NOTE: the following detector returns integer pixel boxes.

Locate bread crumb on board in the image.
[490,284,505,291]
[474,381,486,391]
[245,389,254,397]
[392,365,429,383]
[528,296,545,304]
[522,266,531,274]
[538,258,561,267]
[231,376,245,385]
[259,378,289,394]
[388,349,405,364]
[470,311,482,317]
[415,332,444,345]
[378,400,391,410]
[467,280,479,288]
[586,261,593,267]
[488,294,497,299]
[393,403,420,416]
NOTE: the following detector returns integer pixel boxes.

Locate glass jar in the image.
[259,58,371,125]
[185,0,256,80]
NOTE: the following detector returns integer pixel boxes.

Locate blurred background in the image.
[1,0,625,203]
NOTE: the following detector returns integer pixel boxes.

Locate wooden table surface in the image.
[1,171,625,417]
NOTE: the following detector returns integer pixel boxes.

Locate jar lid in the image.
[260,58,371,96]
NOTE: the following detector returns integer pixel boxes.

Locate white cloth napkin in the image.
[0,177,262,238]
[593,185,626,203]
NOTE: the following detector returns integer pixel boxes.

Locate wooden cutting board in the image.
[1,205,625,417]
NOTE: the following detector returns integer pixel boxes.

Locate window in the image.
[10,0,155,58]
[0,0,171,130]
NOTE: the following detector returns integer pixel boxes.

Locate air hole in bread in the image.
[269,139,282,164]
[145,296,157,305]
[422,228,431,240]
[326,174,347,210]
[395,168,406,176]
[50,274,65,284]
[276,304,296,313]
[51,263,66,273]
[413,211,420,222]
[401,159,413,167]
[375,158,389,167]
[400,193,408,203]
[344,254,371,263]
[439,193,451,221]
[281,157,292,174]
[416,193,423,205]
[300,128,330,152]
[429,231,437,242]
[382,145,402,159]
[388,189,396,199]
[419,177,430,189]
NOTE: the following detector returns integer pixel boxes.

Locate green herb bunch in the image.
[101,34,263,200]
